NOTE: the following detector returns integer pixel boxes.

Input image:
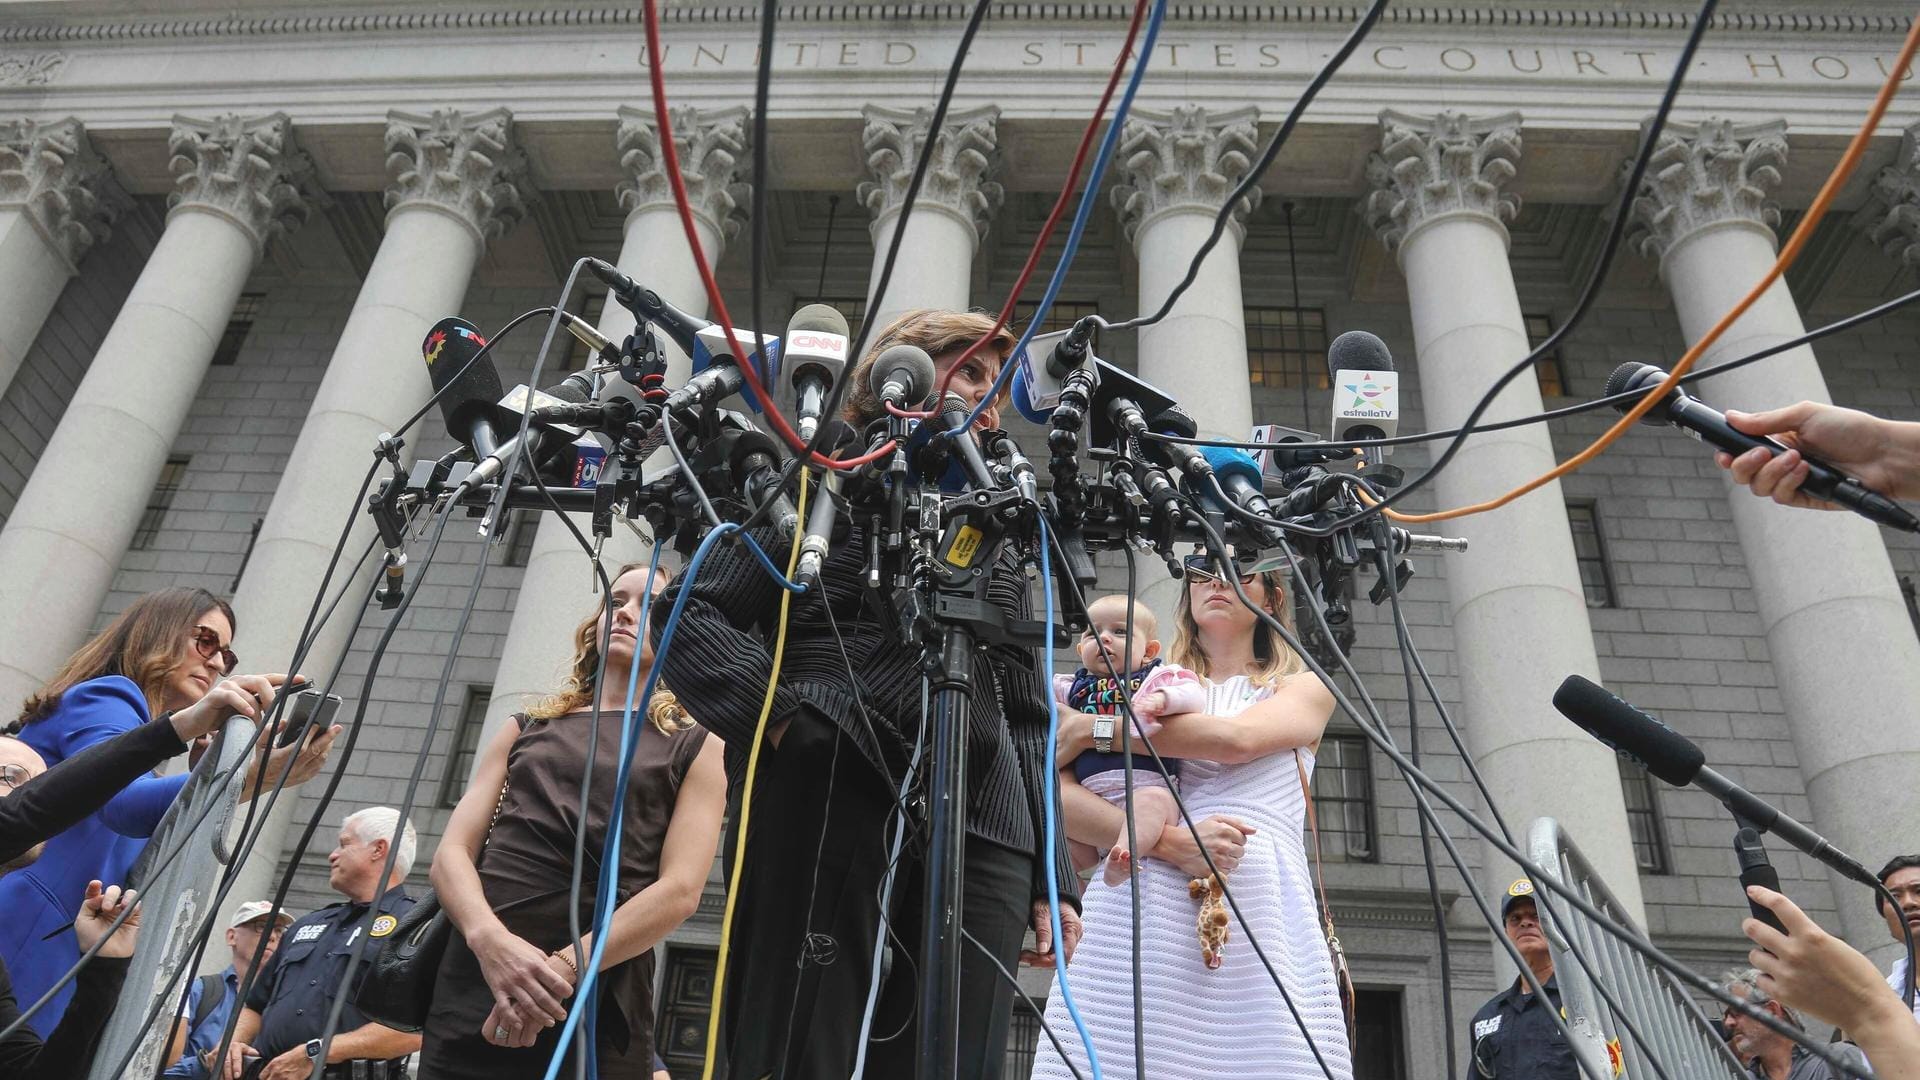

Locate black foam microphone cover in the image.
[1551,675,1706,787]
[1326,329,1395,378]
[423,316,507,450]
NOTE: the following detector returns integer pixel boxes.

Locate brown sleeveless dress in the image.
[419,710,709,1079]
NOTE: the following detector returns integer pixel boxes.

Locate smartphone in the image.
[274,687,342,748]
[1734,827,1789,935]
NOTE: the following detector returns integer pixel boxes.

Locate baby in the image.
[1056,595,1206,886]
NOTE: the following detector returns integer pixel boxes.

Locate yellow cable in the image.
[700,469,809,1080]
[1387,15,1920,525]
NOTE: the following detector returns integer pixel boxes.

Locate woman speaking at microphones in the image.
[654,309,1081,1080]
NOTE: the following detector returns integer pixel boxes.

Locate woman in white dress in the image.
[1031,557,1352,1080]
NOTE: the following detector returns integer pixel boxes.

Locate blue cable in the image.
[934,0,1169,439]
[1038,515,1105,1078]
[541,528,722,1080]
[740,532,808,594]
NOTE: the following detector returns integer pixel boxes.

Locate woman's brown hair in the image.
[14,587,236,730]
[525,563,691,736]
[840,309,1019,427]
[1169,568,1306,691]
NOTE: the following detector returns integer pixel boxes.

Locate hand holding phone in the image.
[1735,827,1789,936]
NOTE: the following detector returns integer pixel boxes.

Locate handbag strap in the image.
[1296,749,1338,938]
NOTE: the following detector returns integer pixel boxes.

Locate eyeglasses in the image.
[190,625,238,675]
[0,763,33,791]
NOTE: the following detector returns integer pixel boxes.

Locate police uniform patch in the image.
[293,923,325,943]
[369,914,398,938]
[1473,1016,1502,1039]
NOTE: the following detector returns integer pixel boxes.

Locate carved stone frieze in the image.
[857,104,1001,244]
[615,104,750,245]
[167,113,321,256]
[1861,119,1920,271]
[1625,117,1786,262]
[1109,104,1261,245]
[386,107,535,244]
[0,53,66,85]
[0,116,124,270]
[1362,109,1522,252]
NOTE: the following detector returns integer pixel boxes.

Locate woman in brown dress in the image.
[420,563,725,1078]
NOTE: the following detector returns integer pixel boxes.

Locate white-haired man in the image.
[1720,967,1868,1079]
[222,807,420,1080]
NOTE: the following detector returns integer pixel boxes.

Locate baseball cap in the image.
[1501,878,1537,919]
[230,900,296,930]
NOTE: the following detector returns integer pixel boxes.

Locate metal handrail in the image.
[1528,817,1749,1080]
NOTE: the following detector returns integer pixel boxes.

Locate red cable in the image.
[641,0,887,468]
[903,0,1152,419]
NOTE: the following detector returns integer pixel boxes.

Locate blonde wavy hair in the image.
[1169,567,1306,691]
[525,563,691,736]
[14,587,235,731]
[841,308,1018,427]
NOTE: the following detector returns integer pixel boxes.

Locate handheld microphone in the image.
[729,428,799,540]
[939,392,998,491]
[1552,675,1878,887]
[1009,324,1096,424]
[1327,330,1399,459]
[586,258,712,356]
[870,344,937,411]
[464,377,595,489]
[794,425,857,586]
[785,304,851,443]
[423,317,509,459]
[1604,362,1919,532]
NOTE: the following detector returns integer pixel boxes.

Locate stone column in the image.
[1633,118,1920,959]
[224,109,532,905]
[0,117,123,402]
[476,105,749,765]
[0,114,316,712]
[858,104,1001,329]
[1363,110,1646,935]
[1111,105,1261,444]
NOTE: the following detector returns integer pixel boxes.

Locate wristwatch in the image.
[305,1038,323,1061]
[1091,715,1115,753]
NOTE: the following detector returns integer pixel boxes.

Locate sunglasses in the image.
[1182,556,1257,586]
[190,625,238,675]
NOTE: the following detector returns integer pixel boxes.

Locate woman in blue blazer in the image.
[0,586,336,1034]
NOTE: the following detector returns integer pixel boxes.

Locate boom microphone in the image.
[786,304,852,443]
[586,258,711,356]
[1604,362,1919,532]
[1327,330,1399,458]
[1552,675,1878,887]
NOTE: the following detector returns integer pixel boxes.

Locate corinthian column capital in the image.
[857,103,1002,244]
[1109,104,1262,245]
[168,113,322,255]
[615,105,751,246]
[385,107,536,244]
[1626,117,1787,263]
[0,116,125,272]
[1362,109,1523,253]
[1861,119,1920,271]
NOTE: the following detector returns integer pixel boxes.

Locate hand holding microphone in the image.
[1713,400,1920,511]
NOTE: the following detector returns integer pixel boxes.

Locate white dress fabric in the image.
[1030,674,1355,1080]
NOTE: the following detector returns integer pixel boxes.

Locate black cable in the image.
[961,928,1089,1080]
[1182,509,1872,1080]
[1143,281,1920,456]
[1252,0,1717,533]
[1097,0,1388,335]
[1035,520,1339,1080]
[1120,548,1146,1076]
[1370,522,1457,1080]
[737,0,993,534]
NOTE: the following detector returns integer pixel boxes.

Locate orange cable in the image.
[1386,14,1920,525]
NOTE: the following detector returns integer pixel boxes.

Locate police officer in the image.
[222,808,422,1080]
[1464,879,1577,1079]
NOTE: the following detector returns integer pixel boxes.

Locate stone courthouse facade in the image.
[5,1,1920,1074]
